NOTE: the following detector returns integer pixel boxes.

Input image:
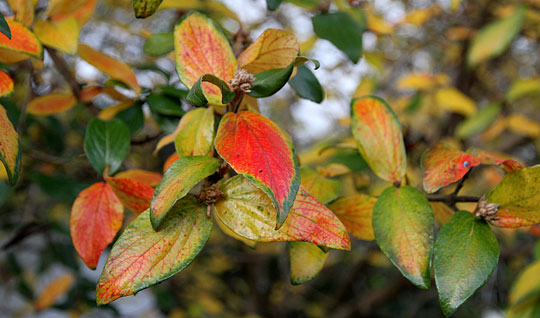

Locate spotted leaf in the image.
[70,182,123,269]
[96,196,212,304]
[214,111,300,228]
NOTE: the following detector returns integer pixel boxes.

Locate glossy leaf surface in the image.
[83,118,130,175]
[70,182,123,269]
[215,111,300,228]
[0,12,10,39]
[27,93,77,116]
[289,64,323,103]
[97,196,212,304]
[434,211,499,316]
[329,194,376,241]
[486,166,540,227]
[151,156,219,229]
[351,96,406,183]
[373,186,434,288]
[421,143,481,193]
[289,241,328,285]
[105,177,154,214]
[174,11,236,105]
[0,104,20,185]
[186,74,234,106]
[214,176,350,250]
[0,20,42,58]
[0,70,13,97]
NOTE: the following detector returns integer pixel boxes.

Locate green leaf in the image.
[159,85,188,99]
[467,5,526,67]
[267,0,284,10]
[506,78,540,102]
[455,102,501,139]
[434,211,499,317]
[289,241,328,285]
[83,118,130,175]
[289,65,323,103]
[0,12,10,39]
[312,11,365,63]
[146,92,185,117]
[373,185,434,289]
[485,166,540,227]
[186,74,235,106]
[96,196,212,304]
[133,0,164,18]
[151,156,219,229]
[143,32,174,56]
[115,101,144,134]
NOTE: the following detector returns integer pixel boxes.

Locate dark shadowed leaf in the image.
[83,118,130,175]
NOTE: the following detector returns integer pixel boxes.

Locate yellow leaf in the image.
[34,273,75,311]
[160,0,239,22]
[98,100,135,120]
[46,0,87,18]
[317,163,351,178]
[450,0,461,11]
[507,113,540,138]
[353,76,377,98]
[366,10,393,35]
[435,87,476,116]
[0,47,29,63]
[397,73,450,91]
[509,260,540,307]
[506,78,540,102]
[49,0,97,27]
[401,5,441,26]
[8,0,34,26]
[481,117,509,141]
[34,18,80,55]
[299,35,318,54]
[431,202,454,226]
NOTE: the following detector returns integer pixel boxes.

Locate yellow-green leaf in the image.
[506,78,540,102]
[300,166,341,205]
[289,241,328,285]
[435,87,476,116]
[508,260,540,308]
[174,107,215,156]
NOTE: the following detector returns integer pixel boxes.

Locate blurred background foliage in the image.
[1,0,540,317]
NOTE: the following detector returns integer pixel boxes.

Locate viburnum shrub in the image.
[1,1,540,316]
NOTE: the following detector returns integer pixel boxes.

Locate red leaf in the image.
[0,20,42,58]
[422,144,481,193]
[70,182,123,269]
[473,149,526,173]
[105,177,154,215]
[214,111,300,228]
[115,169,161,187]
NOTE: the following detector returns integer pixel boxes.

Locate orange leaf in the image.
[0,47,29,63]
[97,100,135,120]
[163,152,179,172]
[8,0,34,27]
[70,182,123,269]
[47,0,87,18]
[0,104,20,185]
[79,85,102,102]
[351,96,407,183]
[0,70,14,97]
[106,177,154,215]
[0,20,42,58]
[421,144,481,193]
[115,169,161,187]
[330,194,376,240]
[34,274,75,311]
[78,43,141,96]
[34,18,80,55]
[27,93,77,116]
[50,0,97,27]
[174,11,236,105]
[215,111,300,228]
[237,28,299,74]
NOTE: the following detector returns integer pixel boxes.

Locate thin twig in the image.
[426,194,480,203]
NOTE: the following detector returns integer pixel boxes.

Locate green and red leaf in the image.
[300,166,341,205]
[0,70,13,97]
[96,195,212,304]
[237,28,299,74]
[289,241,328,285]
[151,156,219,229]
[373,185,434,289]
[214,176,350,250]
[115,169,161,187]
[434,211,499,317]
[421,144,481,193]
[70,182,123,269]
[473,149,525,173]
[0,19,42,58]
[329,194,376,241]
[0,103,20,185]
[105,177,154,215]
[174,107,215,156]
[27,93,77,116]
[174,11,236,105]
[486,166,540,227]
[78,43,141,96]
[351,96,406,183]
[215,111,300,228]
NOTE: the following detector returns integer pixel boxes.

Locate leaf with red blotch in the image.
[27,93,77,116]
[300,166,341,205]
[421,143,481,193]
[214,111,300,228]
[329,194,376,241]
[351,96,406,183]
[486,166,540,228]
[70,182,123,269]
[0,103,20,185]
[115,169,161,187]
[472,149,525,173]
[214,176,350,250]
[174,11,236,105]
[105,177,154,215]
[0,20,42,58]
[163,152,179,172]
[96,195,212,305]
[237,28,299,74]
[0,70,13,97]
[78,43,141,96]
[151,156,219,229]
